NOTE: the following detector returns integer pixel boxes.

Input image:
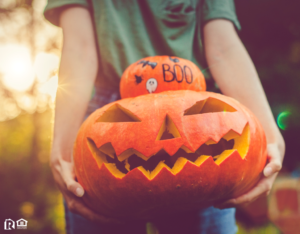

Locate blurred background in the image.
[0,0,299,233]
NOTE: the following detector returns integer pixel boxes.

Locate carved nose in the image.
[156,115,181,140]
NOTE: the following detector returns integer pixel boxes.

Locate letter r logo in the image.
[4,219,15,230]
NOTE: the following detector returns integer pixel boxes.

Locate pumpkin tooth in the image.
[210,124,250,163]
[150,161,172,180]
[205,130,241,146]
[171,156,211,174]
[98,142,115,159]
[233,124,250,159]
[125,159,130,171]
[171,157,188,174]
[87,138,109,166]
[222,130,240,141]
[205,139,217,145]
[194,155,211,166]
[181,145,193,153]
[137,166,150,178]
[118,149,148,161]
[214,149,236,165]
[105,163,126,178]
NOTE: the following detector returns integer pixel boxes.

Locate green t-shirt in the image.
[44,0,240,90]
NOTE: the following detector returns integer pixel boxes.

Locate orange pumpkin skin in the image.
[74,90,267,219]
[120,56,206,98]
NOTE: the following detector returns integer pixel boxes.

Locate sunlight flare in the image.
[38,75,58,102]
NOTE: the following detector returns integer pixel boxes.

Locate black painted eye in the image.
[137,60,157,69]
[184,98,237,115]
[169,56,179,63]
[135,75,143,84]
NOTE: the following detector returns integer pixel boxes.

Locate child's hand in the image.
[50,151,125,225]
[214,143,284,209]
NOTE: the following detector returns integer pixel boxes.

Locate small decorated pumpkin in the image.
[73,90,267,219]
[120,56,206,98]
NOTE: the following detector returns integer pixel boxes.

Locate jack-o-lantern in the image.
[120,56,206,98]
[73,90,267,219]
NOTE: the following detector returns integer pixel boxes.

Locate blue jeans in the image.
[66,86,237,234]
[65,202,237,234]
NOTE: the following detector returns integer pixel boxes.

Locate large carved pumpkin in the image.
[120,56,206,98]
[73,90,267,219]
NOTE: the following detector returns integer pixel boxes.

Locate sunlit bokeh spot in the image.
[36,93,50,112]
[8,57,28,75]
[20,202,35,218]
[0,44,35,92]
[277,111,291,130]
[17,94,37,114]
[2,98,21,119]
[38,75,58,102]
[34,52,59,83]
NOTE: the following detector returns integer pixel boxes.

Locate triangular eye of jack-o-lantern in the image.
[97,104,141,122]
[183,97,237,115]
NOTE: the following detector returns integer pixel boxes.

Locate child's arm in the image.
[50,6,122,223]
[203,19,285,207]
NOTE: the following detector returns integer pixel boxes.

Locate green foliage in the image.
[237,222,281,234]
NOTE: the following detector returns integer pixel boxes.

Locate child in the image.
[45,1,284,233]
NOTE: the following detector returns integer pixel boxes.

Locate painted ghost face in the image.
[146,78,158,93]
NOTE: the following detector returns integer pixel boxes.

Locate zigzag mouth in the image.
[104,138,234,174]
[87,124,249,179]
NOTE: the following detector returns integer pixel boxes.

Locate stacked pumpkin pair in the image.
[73,56,267,219]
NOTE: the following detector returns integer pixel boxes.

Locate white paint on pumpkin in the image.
[146,78,158,94]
